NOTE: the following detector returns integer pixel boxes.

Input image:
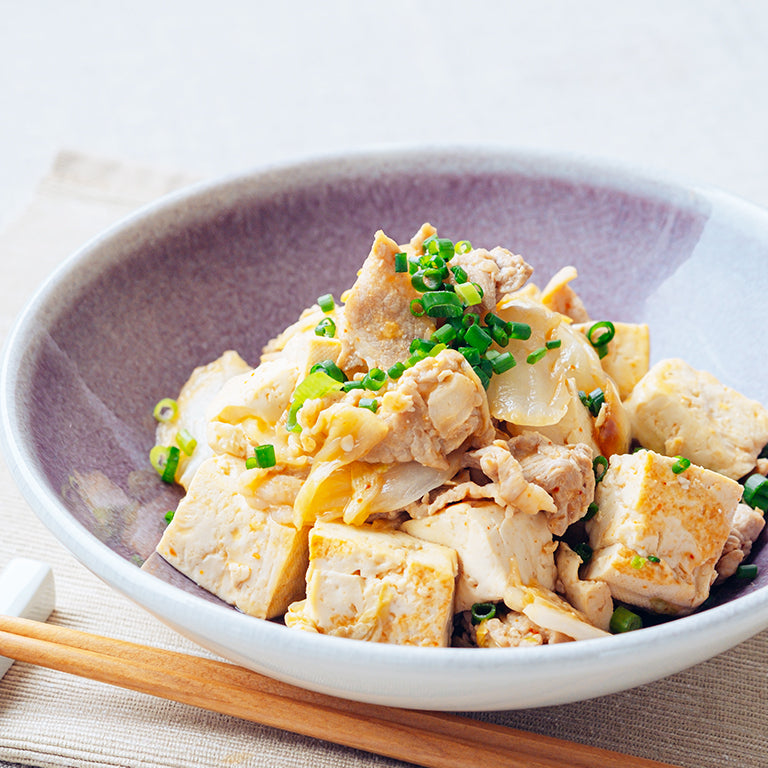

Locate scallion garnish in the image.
[394,252,408,273]
[583,502,598,521]
[573,542,593,563]
[647,555,661,563]
[526,347,547,364]
[252,443,276,468]
[735,563,758,579]
[489,351,515,374]
[358,397,379,413]
[610,605,643,633]
[459,346,481,366]
[631,555,645,569]
[454,282,483,306]
[409,298,425,317]
[470,602,497,624]
[420,290,464,318]
[149,445,180,483]
[743,473,768,511]
[463,323,492,354]
[387,362,406,379]
[317,293,335,313]
[175,428,197,456]
[361,368,387,391]
[450,264,468,283]
[286,371,345,432]
[454,240,472,254]
[545,339,561,350]
[587,321,616,352]
[671,456,691,474]
[153,397,178,423]
[310,359,347,383]
[593,455,609,483]
[164,509,175,524]
[431,324,458,345]
[508,322,532,340]
[314,317,336,337]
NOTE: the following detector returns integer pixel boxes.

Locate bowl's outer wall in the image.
[6,151,768,708]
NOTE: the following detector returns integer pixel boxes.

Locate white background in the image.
[2,0,768,231]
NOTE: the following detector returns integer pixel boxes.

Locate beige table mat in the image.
[0,151,767,768]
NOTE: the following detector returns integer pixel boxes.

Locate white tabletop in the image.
[3,0,768,231]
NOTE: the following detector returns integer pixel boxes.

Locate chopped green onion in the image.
[545,339,562,350]
[593,455,609,483]
[164,509,175,524]
[526,347,547,364]
[286,371,345,432]
[462,312,479,328]
[454,282,483,306]
[410,338,436,355]
[420,290,464,318]
[410,298,425,317]
[246,444,276,469]
[743,473,768,511]
[424,235,439,255]
[394,252,408,273]
[610,605,643,633]
[587,321,616,350]
[431,323,458,345]
[358,397,379,413]
[470,602,497,625]
[387,362,406,379]
[450,264,468,283]
[342,380,365,391]
[647,555,661,563]
[411,268,445,293]
[472,364,491,389]
[149,445,180,483]
[587,387,605,417]
[488,323,509,347]
[429,343,447,357]
[459,346,481,366]
[735,563,758,579]
[489,351,515,374]
[508,322,532,340]
[573,542,593,563]
[317,293,335,313]
[594,343,609,359]
[583,502,598,521]
[309,359,347,383]
[631,555,646,569]
[175,428,197,456]
[455,240,472,254]
[671,456,691,474]
[314,317,336,337]
[153,398,178,423]
[436,238,455,260]
[361,368,387,391]
[464,323,492,354]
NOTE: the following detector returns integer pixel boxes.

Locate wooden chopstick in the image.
[0,615,682,768]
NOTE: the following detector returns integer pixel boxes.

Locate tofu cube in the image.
[156,454,309,619]
[402,501,556,612]
[625,358,768,480]
[285,521,457,646]
[583,450,742,614]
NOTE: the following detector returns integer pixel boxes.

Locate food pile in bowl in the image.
[148,222,768,648]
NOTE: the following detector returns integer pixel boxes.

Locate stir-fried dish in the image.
[149,224,768,647]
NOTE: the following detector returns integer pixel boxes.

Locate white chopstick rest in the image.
[0,558,55,680]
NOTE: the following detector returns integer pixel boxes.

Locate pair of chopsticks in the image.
[0,614,682,768]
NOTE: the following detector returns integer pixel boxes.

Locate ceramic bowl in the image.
[2,148,768,711]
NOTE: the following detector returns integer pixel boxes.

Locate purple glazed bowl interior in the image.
[3,147,768,710]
